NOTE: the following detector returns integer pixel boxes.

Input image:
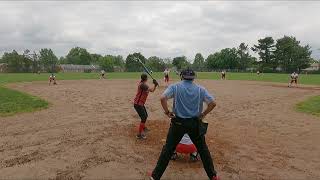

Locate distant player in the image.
[164,68,170,86]
[257,70,260,75]
[100,70,106,79]
[171,134,198,161]
[49,73,57,85]
[133,74,159,140]
[221,70,226,80]
[288,72,299,87]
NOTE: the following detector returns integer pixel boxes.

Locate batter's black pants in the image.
[151,117,217,180]
[134,104,148,123]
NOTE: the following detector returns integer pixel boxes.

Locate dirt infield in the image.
[1,79,320,180]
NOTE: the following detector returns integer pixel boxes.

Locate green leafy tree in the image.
[252,37,277,71]
[1,50,27,72]
[223,48,239,69]
[91,53,103,64]
[237,43,254,70]
[98,55,125,72]
[112,55,125,68]
[172,56,190,70]
[19,49,37,72]
[99,55,114,72]
[59,56,67,64]
[39,48,58,72]
[193,53,205,71]
[294,45,313,72]
[125,52,146,72]
[310,58,319,64]
[65,47,92,65]
[206,53,219,70]
[28,51,40,73]
[206,48,239,70]
[22,54,32,73]
[163,58,173,68]
[1,50,19,72]
[275,36,312,72]
[146,56,166,72]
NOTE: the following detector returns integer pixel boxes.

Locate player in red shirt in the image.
[134,73,159,139]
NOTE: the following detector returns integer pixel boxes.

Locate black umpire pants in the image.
[152,117,217,180]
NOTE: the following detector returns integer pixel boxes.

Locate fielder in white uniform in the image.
[288,72,299,87]
[49,74,57,85]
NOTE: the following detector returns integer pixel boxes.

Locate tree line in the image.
[0,35,316,73]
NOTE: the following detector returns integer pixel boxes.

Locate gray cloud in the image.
[0,1,319,60]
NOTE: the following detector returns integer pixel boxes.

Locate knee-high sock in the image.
[139,123,145,134]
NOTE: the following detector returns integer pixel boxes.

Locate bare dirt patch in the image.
[1,79,320,179]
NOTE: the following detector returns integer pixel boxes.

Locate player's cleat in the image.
[171,152,178,160]
[136,134,146,140]
[147,171,155,180]
[190,153,199,162]
[212,175,220,180]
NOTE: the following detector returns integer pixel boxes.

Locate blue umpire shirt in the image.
[163,80,215,118]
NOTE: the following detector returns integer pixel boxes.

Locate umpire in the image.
[150,68,219,180]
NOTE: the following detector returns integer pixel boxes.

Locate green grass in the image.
[0,86,48,117]
[0,72,320,85]
[1,72,320,85]
[296,96,320,117]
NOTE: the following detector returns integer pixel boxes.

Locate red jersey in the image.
[134,82,149,106]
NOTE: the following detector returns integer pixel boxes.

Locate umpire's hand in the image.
[199,113,205,120]
[165,111,175,118]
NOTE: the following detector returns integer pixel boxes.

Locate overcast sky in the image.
[0,1,319,60]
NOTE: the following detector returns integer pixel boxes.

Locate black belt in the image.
[174,116,199,121]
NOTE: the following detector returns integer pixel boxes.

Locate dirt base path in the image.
[1,79,319,180]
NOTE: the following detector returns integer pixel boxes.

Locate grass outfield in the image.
[296,96,320,117]
[1,72,320,85]
[0,86,48,117]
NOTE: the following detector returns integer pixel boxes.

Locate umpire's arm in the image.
[160,85,175,118]
[200,101,216,119]
[200,88,216,119]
